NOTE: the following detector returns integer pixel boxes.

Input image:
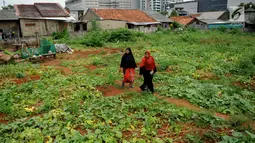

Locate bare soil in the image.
[0,113,8,124]
[13,75,40,84]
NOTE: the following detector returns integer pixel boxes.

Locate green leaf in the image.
[95,129,101,134]
[245,131,255,139]
[115,131,122,138]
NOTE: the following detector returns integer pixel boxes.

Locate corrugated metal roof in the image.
[199,19,226,24]
[197,11,225,20]
[0,10,18,20]
[15,3,70,18]
[143,11,173,23]
[127,22,161,25]
[35,3,69,17]
[16,5,42,18]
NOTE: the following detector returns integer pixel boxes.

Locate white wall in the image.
[228,0,255,7]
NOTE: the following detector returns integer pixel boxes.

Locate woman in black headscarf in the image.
[120,47,137,88]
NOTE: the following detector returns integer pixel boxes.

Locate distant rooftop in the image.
[0,10,18,20]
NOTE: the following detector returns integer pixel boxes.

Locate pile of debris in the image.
[55,44,73,54]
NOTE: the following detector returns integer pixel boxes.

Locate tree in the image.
[160,11,168,16]
[170,10,178,17]
[2,5,14,10]
[239,2,255,10]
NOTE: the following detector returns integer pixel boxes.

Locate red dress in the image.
[123,68,135,83]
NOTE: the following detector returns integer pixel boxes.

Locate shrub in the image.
[186,27,198,32]
[90,20,101,31]
[171,21,182,29]
[107,29,133,42]
[229,28,240,34]
[217,26,227,33]
[82,31,105,47]
[52,29,70,40]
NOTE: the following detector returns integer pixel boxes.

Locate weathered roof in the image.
[0,10,18,20]
[91,8,157,23]
[245,8,255,12]
[197,11,225,20]
[170,16,195,26]
[189,14,201,18]
[143,11,173,23]
[15,5,42,18]
[198,19,226,24]
[15,3,69,18]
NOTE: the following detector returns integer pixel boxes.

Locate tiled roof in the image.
[15,3,69,18]
[91,9,157,23]
[0,10,18,20]
[170,16,195,26]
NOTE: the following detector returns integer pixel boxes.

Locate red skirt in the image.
[123,68,135,83]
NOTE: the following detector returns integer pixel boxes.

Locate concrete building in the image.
[66,0,140,21]
[140,0,184,12]
[197,0,228,12]
[197,0,255,12]
[170,1,198,15]
[82,8,161,32]
[14,3,75,37]
[228,0,255,7]
[0,10,20,40]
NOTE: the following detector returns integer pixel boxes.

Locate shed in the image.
[190,19,244,30]
[0,10,20,40]
[14,3,75,37]
[82,8,161,32]
[197,11,228,21]
[143,11,173,28]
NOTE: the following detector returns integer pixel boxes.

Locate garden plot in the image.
[0,29,255,142]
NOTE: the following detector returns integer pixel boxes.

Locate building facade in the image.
[66,0,140,21]
[197,0,228,12]
[140,0,184,12]
[228,0,255,7]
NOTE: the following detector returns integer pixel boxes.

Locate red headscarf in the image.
[140,51,156,71]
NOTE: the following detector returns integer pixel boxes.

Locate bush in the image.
[171,21,182,29]
[107,29,133,42]
[217,26,227,33]
[82,31,105,47]
[229,28,240,34]
[232,54,255,76]
[52,29,70,40]
[186,27,198,32]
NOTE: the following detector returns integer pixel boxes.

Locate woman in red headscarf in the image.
[139,51,157,93]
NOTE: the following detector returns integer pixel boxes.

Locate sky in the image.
[0,0,66,7]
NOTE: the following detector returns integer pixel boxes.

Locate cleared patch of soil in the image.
[0,113,8,124]
[195,70,219,80]
[214,113,230,120]
[56,66,72,75]
[97,85,125,97]
[233,81,255,90]
[75,127,88,136]
[159,96,201,112]
[13,75,41,85]
[155,94,230,120]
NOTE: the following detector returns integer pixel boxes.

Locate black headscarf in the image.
[120,48,137,69]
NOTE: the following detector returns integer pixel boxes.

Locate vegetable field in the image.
[1,29,255,143]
